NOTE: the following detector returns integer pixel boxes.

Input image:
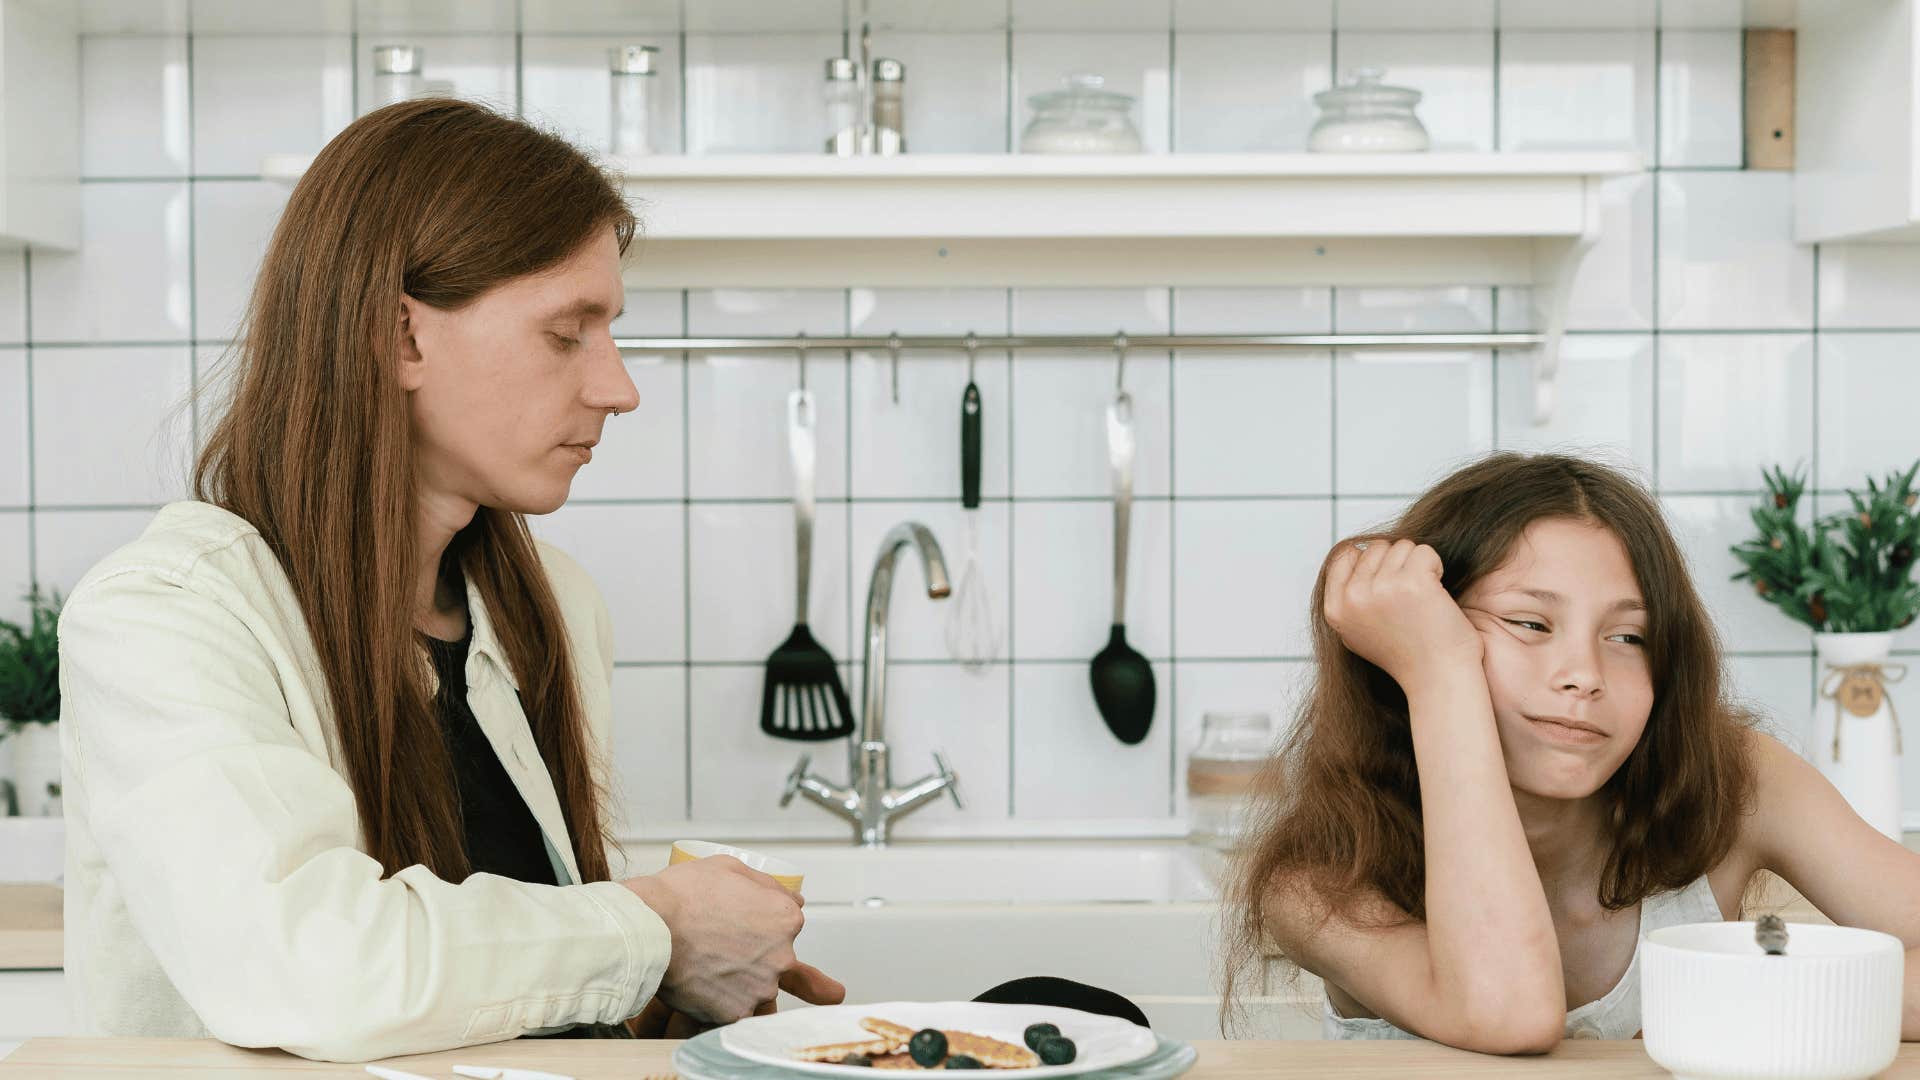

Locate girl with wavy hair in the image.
[1223,452,1920,1052]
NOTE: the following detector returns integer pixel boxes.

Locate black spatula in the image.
[761,388,855,741]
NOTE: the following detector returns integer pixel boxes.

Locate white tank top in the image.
[1322,875,1724,1041]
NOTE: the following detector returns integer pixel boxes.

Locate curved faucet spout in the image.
[782,520,958,845]
[861,523,949,748]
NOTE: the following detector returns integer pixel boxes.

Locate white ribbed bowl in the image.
[1642,921,1903,1080]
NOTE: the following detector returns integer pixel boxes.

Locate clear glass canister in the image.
[609,45,659,156]
[370,45,423,111]
[824,56,862,156]
[1308,67,1429,152]
[1186,712,1275,849]
[1019,72,1143,154]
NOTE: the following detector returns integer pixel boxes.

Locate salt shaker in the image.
[608,45,659,156]
[824,57,862,156]
[370,45,423,111]
[871,58,905,155]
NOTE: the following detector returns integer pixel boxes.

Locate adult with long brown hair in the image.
[1223,452,1920,1051]
[56,99,841,1062]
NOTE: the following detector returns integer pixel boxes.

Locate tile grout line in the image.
[185,29,200,481]
[1651,27,1664,492]
[1165,287,1178,818]
[1004,285,1016,817]
[681,288,693,821]
[21,250,32,588]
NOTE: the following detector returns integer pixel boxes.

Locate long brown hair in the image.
[193,98,636,885]
[1221,452,1755,1026]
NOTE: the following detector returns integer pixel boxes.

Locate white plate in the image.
[719,1001,1159,1078]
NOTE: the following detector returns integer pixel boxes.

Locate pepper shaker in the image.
[871,58,905,155]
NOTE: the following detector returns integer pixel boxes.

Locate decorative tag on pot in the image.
[1818,662,1907,760]
[1838,667,1887,717]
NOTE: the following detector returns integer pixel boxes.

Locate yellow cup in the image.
[668,840,805,894]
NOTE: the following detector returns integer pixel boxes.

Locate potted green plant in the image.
[0,587,61,817]
[1730,462,1920,840]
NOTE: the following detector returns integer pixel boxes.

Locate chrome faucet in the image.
[781,521,962,846]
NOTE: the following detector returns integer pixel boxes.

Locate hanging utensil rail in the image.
[614,332,1540,354]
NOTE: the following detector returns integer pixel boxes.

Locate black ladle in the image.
[1090,385,1155,744]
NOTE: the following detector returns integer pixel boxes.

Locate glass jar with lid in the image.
[1186,712,1275,850]
[1308,67,1429,153]
[1019,73,1144,154]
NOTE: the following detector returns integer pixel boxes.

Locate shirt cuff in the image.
[577,880,675,1020]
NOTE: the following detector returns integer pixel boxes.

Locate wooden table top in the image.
[6,1038,1920,1078]
[0,884,62,969]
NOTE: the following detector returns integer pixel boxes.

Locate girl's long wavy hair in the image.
[193,98,635,886]
[1220,452,1756,1030]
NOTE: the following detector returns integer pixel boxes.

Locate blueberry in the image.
[1023,1023,1061,1051]
[1036,1036,1077,1066]
[944,1055,983,1069]
[840,1053,873,1067]
[909,1028,949,1067]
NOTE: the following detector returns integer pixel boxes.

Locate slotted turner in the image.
[760,388,855,741]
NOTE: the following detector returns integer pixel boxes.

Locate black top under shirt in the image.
[422,629,634,1039]
[422,630,558,887]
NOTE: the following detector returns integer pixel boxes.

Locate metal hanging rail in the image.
[612,332,1541,354]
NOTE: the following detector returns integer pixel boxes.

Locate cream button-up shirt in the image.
[56,501,671,1062]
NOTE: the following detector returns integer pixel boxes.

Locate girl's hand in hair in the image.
[1322,538,1482,694]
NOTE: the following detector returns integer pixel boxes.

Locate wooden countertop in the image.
[7,1037,1919,1078]
[0,885,61,969]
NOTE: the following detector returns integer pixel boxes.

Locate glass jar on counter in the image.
[370,45,424,111]
[1308,67,1429,153]
[608,45,660,156]
[1186,712,1275,850]
[1019,73,1144,154]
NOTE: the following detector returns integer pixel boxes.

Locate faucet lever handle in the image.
[781,754,812,808]
[934,751,963,810]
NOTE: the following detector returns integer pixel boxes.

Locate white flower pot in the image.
[1812,632,1905,841]
[8,721,61,818]
[0,734,13,814]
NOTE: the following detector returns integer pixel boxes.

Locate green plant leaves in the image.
[1731,461,1920,633]
[0,586,61,725]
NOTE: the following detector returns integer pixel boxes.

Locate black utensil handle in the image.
[961,381,983,511]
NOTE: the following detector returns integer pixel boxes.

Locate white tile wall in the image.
[1497,31,1653,155]
[1657,171,1813,330]
[81,35,191,178]
[1657,30,1742,167]
[31,183,190,343]
[1494,334,1654,471]
[31,19,1920,837]
[30,347,195,506]
[1656,333,1813,492]
[0,350,26,508]
[190,35,353,175]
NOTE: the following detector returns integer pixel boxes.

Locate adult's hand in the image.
[622,856,844,1024]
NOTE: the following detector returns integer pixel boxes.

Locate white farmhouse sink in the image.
[617,840,1319,1042]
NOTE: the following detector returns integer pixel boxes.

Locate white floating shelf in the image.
[263,150,1641,422]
